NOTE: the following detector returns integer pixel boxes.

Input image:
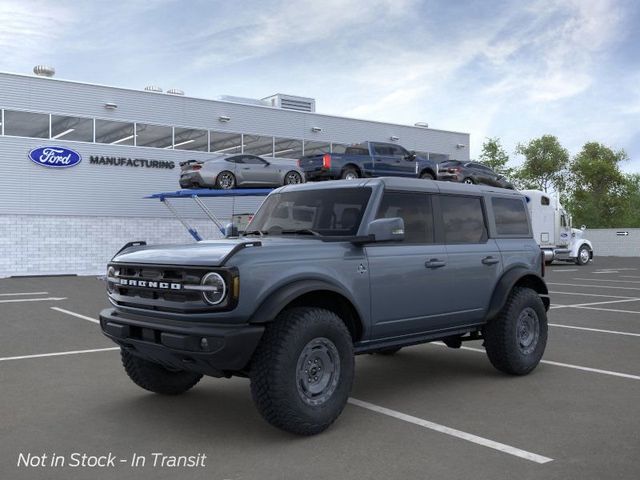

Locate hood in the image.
[112,236,321,267]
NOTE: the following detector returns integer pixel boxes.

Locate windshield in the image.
[245,187,372,237]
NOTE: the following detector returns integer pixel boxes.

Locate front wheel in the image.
[420,171,435,180]
[284,170,303,185]
[121,349,202,395]
[576,245,591,265]
[250,307,354,435]
[483,287,547,375]
[216,171,236,189]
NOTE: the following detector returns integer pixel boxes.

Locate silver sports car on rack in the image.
[179,154,305,189]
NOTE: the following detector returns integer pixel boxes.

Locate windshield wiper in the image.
[280,229,321,237]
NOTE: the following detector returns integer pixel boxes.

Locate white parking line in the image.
[348,398,553,464]
[433,344,640,381]
[549,323,640,337]
[593,271,619,274]
[0,347,119,362]
[0,291,49,296]
[573,278,640,284]
[572,306,640,315]
[550,298,640,310]
[0,297,67,304]
[51,307,99,324]
[621,275,640,279]
[549,291,638,299]
[547,282,640,291]
[550,269,578,273]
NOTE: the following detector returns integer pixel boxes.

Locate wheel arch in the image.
[486,267,549,321]
[342,163,362,176]
[248,280,365,342]
[419,167,436,179]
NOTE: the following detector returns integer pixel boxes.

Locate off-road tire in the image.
[420,171,435,180]
[376,347,402,355]
[483,287,547,375]
[121,349,202,395]
[341,167,359,180]
[576,245,591,265]
[250,307,354,435]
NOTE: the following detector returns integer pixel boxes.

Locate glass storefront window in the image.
[51,115,93,142]
[135,123,173,148]
[4,110,49,138]
[243,134,274,156]
[273,137,303,159]
[210,131,243,154]
[173,127,208,151]
[303,140,331,156]
[95,119,135,145]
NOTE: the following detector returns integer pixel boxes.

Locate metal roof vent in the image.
[33,65,55,77]
[167,88,185,96]
[262,94,316,112]
[144,85,163,93]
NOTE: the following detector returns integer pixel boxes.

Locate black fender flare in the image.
[248,279,363,325]
[419,167,437,178]
[485,267,549,320]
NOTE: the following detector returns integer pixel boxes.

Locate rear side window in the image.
[376,191,434,244]
[492,197,530,236]
[440,195,487,244]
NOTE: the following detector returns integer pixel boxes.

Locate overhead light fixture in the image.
[213,144,245,153]
[104,102,118,110]
[51,128,75,139]
[456,143,466,149]
[390,135,400,141]
[172,139,195,149]
[111,135,134,145]
[414,122,429,128]
[218,115,231,122]
[311,126,322,133]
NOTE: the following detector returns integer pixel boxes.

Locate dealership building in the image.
[0,69,470,278]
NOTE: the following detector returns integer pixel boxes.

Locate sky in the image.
[1,0,639,171]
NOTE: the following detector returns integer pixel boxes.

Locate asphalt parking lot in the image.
[1,257,639,480]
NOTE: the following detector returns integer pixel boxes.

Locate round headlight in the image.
[106,266,116,293]
[201,272,227,305]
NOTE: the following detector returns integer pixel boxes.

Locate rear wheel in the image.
[216,171,236,189]
[121,349,202,395]
[463,177,474,185]
[284,171,303,185]
[576,245,591,265]
[341,167,359,180]
[250,307,354,435]
[483,287,547,375]
[420,171,435,180]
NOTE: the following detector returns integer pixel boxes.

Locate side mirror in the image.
[405,151,416,161]
[224,223,239,238]
[362,217,405,243]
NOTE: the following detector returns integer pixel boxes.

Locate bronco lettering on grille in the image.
[119,279,182,290]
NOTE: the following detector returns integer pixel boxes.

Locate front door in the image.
[367,190,454,339]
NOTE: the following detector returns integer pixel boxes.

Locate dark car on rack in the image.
[437,160,515,189]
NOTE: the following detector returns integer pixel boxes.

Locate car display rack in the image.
[146,188,273,241]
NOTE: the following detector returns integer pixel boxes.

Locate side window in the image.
[390,145,408,157]
[226,156,243,164]
[492,197,530,236]
[373,144,393,156]
[375,191,434,244]
[541,196,550,206]
[440,195,488,244]
[243,155,266,165]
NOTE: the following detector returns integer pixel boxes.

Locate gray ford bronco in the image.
[100,177,550,435]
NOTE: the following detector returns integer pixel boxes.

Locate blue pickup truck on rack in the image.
[298,141,439,181]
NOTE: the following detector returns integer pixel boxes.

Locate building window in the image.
[210,131,243,154]
[303,140,330,156]
[440,195,488,244]
[4,110,49,138]
[50,115,93,142]
[244,134,274,156]
[492,197,530,236]
[273,137,303,159]
[135,123,172,148]
[173,127,208,151]
[95,119,135,145]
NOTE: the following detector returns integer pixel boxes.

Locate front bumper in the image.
[100,308,264,376]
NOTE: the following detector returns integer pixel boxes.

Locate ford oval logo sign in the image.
[28,146,82,168]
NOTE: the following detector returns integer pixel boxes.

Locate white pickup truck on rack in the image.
[521,190,594,266]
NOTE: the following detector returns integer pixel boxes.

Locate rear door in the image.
[438,194,502,324]
[371,143,397,177]
[367,190,453,339]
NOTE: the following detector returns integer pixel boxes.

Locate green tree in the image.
[514,135,569,192]
[478,137,513,177]
[566,142,631,228]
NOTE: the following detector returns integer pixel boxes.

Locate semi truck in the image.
[522,190,593,265]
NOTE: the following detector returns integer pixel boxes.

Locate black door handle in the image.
[425,258,446,269]
[482,256,500,265]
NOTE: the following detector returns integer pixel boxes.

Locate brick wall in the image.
[0,215,225,278]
